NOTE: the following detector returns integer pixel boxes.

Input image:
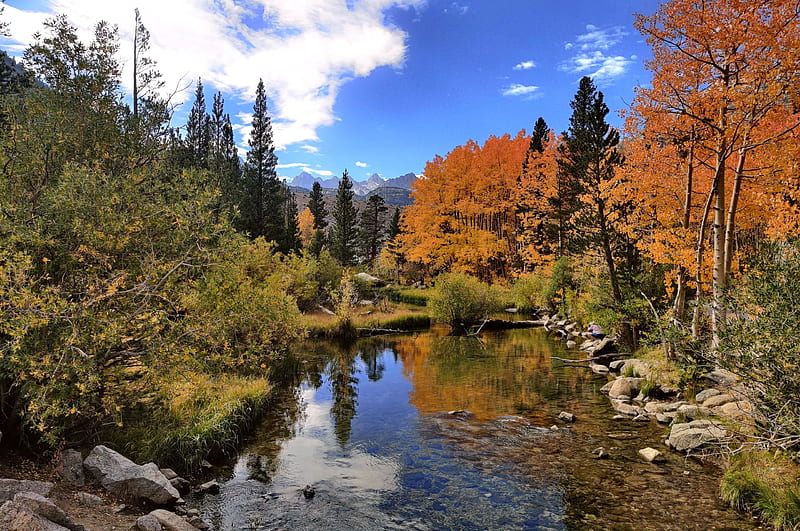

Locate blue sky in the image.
[2,0,661,182]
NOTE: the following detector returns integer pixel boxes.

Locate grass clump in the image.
[114,373,273,474]
[428,273,502,332]
[721,451,800,529]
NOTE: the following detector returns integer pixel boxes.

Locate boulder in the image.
[608,360,627,371]
[705,369,738,387]
[170,477,191,496]
[712,400,754,420]
[14,492,83,531]
[589,362,609,374]
[610,400,644,416]
[58,449,85,487]
[694,389,721,403]
[644,400,687,414]
[159,469,178,481]
[196,480,220,495]
[606,378,646,400]
[0,479,54,503]
[0,500,69,531]
[591,336,618,356]
[149,509,198,531]
[557,411,576,423]
[83,445,180,505]
[677,404,711,419]
[702,393,735,408]
[639,447,666,463]
[133,514,163,531]
[76,493,102,507]
[666,420,727,452]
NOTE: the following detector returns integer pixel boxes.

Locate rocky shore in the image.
[1,445,217,530]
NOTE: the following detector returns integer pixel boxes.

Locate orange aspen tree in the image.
[634,0,800,343]
[399,132,528,280]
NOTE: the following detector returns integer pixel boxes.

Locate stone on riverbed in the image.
[677,404,711,419]
[557,411,576,423]
[666,420,727,452]
[639,448,665,463]
[603,378,646,400]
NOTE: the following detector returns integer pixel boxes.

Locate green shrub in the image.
[721,451,800,529]
[428,272,501,331]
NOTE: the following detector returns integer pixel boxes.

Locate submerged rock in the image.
[638,448,665,463]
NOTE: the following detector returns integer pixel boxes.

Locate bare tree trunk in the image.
[711,111,729,347]
[724,145,747,279]
[674,129,696,322]
[692,185,716,340]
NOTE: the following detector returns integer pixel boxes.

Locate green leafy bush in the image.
[428,272,501,331]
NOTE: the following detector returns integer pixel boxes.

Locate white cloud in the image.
[355,161,368,167]
[561,24,632,84]
[444,2,469,15]
[277,162,311,169]
[513,60,536,71]
[2,0,425,151]
[501,84,539,97]
[576,24,627,51]
[300,144,320,154]
[559,51,633,83]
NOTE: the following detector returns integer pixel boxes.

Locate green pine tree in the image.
[240,79,282,242]
[185,78,210,169]
[308,181,328,230]
[360,194,388,266]
[330,170,359,266]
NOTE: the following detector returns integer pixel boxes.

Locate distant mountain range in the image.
[289,171,418,206]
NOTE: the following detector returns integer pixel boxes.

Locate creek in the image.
[189,327,755,530]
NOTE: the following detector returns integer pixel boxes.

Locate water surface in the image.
[191,328,754,530]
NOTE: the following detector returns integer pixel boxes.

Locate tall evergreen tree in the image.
[208,91,241,207]
[388,207,401,240]
[185,78,210,169]
[281,186,301,254]
[132,8,163,121]
[360,194,388,266]
[330,170,359,266]
[241,79,282,242]
[308,181,328,230]
[559,76,633,346]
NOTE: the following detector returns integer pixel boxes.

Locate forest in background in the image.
[0,2,799,521]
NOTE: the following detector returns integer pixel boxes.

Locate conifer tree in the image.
[185,78,210,169]
[308,181,328,230]
[208,91,241,207]
[559,76,632,346]
[281,186,301,254]
[330,170,359,266]
[388,207,401,240]
[360,194,388,266]
[240,79,282,242]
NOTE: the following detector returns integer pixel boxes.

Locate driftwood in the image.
[356,328,411,337]
[469,319,548,331]
[550,352,625,364]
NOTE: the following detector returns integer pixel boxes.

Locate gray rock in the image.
[170,477,191,496]
[592,447,609,459]
[639,447,666,463]
[0,479,54,502]
[611,414,628,421]
[705,369,738,387]
[655,413,672,424]
[632,414,650,422]
[14,492,83,531]
[712,400,754,420]
[666,420,727,452]
[565,340,577,349]
[606,378,646,400]
[557,411,576,423]
[134,514,163,531]
[76,492,102,507]
[58,449,85,488]
[149,509,198,531]
[703,394,735,408]
[84,445,180,505]
[187,516,210,530]
[609,359,628,371]
[589,362,609,374]
[0,500,70,530]
[610,399,643,417]
[694,389,721,403]
[677,404,711,419]
[159,469,178,481]
[644,400,688,414]
[197,481,220,495]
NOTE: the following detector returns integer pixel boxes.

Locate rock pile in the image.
[0,445,212,530]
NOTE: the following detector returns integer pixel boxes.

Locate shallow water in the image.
[190,328,757,530]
